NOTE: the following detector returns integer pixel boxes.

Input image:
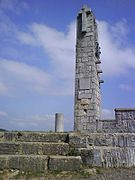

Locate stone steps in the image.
[0,132,82,172]
[49,156,82,171]
[0,155,82,172]
[0,132,68,142]
[0,142,69,155]
[2,131,135,170]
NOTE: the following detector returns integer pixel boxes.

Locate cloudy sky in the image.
[0,0,135,131]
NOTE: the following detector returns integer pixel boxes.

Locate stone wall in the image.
[115,108,135,132]
[99,119,117,133]
[69,133,135,167]
[74,5,103,133]
[100,108,135,133]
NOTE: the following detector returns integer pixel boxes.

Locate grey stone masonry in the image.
[115,108,135,132]
[74,5,103,133]
[100,108,135,133]
[68,133,135,167]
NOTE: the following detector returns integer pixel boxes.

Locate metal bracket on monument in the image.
[97,69,103,74]
[95,42,101,59]
[95,60,101,64]
[99,80,104,84]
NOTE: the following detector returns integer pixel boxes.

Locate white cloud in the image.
[101,109,114,119]
[13,22,76,96]
[111,19,129,38]
[0,59,51,95]
[17,22,76,80]
[0,58,74,96]
[98,20,135,76]
[17,31,37,45]
[1,59,50,84]
[119,83,133,91]
[10,114,55,131]
[0,111,8,117]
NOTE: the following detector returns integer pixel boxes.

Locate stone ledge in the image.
[49,156,82,171]
[69,133,135,148]
[0,155,48,172]
[3,132,68,142]
[0,142,69,155]
[0,155,83,172]
[115,108,135,112]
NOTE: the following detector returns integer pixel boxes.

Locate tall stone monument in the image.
[74,5,103,133]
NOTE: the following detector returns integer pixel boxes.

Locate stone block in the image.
[80,148,102,167]
[79,78,90,90]
[0,142,20,154]
[93,149,102,166]
[0,155,48,172]
[80,149,94,166]
[40,143,69,155]
[75,109,86,116]
[87,136,94,146]
[78,92,92,99]
[21,142,41,155]
[84,124,97,133]
[128,120,135,132]
[82,57,88,62]
[80,99,90,105]
[81,42,87,47]
[69,133,87,148]
[100,120,117,133]
[8,155,48,172]
[127,134,135,147]
[0,156,8,169]
[87,110,96,116]
[94,134,114,146]
[0,142,69,155]
[116,135,127,147]
[49,156,82,171]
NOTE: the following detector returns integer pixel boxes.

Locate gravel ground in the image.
[0,168,135,180]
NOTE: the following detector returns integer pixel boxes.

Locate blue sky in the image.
[0,0,135,131]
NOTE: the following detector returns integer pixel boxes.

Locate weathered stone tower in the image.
[74,5,103,133]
